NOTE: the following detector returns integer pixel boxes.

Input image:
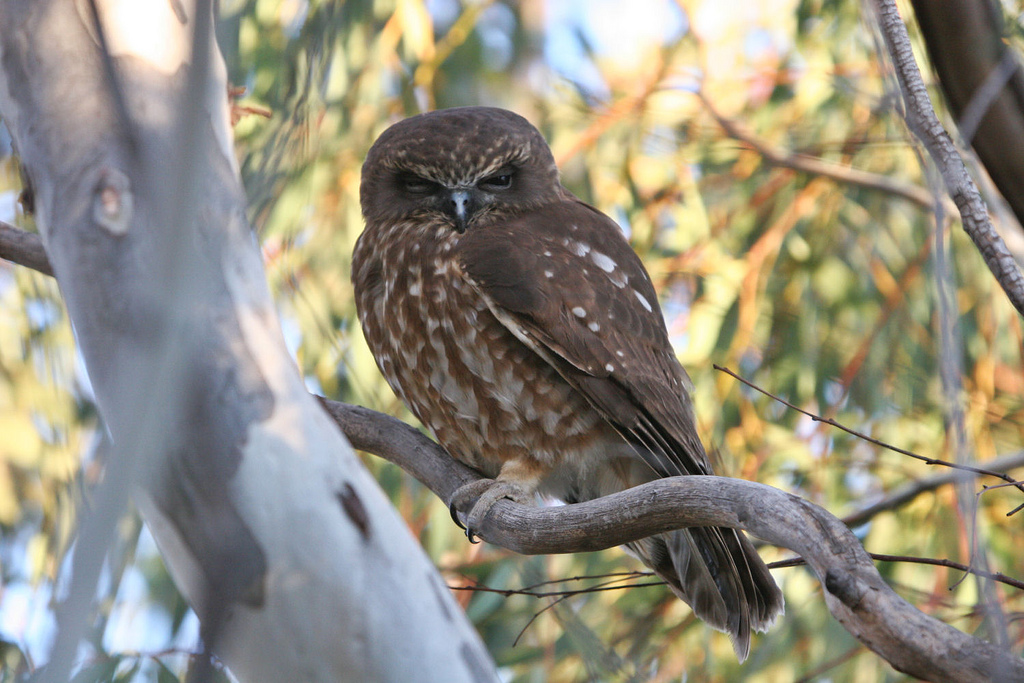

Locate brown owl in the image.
[352,106,783,660]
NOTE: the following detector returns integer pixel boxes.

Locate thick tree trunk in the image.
[0,1,495,681]
[911,0,1024,231]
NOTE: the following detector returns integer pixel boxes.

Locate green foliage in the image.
[1,0,1023,681]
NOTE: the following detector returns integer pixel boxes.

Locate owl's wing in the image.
[457,198,711,479]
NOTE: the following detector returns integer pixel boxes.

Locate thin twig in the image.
[448,578,663,599]
[714,363,1024,495]
[447,548,1024,599]
[870,553,1024,592]
[697,89,941,210]
[794,646,864,683]
[841,450,1024,528]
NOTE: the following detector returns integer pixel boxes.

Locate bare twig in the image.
[697,90,942,210]
[870,553,1024,592]
[981,479,1024,516]
[449,548,1024,597]
[714,364,1024,495]
[448,571,660,598]
[841,450,1024,528]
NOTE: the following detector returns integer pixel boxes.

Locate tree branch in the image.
[0,219,53,276]
[696,90,943,211]
[715,364,1024,494]
[841,449,1024,528]
[317,398,479,502]
[869,0,1024,317]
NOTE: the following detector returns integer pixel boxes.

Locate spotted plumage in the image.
[352,106,783,660]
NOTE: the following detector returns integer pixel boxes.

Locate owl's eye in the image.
[479,171,513,191]
[400,175,438,194]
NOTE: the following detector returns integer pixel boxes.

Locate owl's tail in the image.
[586,457,784,662]
[628,523,781,661]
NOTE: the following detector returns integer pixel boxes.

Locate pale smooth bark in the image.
[0,1,495,681]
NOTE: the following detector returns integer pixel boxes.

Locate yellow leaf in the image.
[399,0,435,62]
[0,412,42,467]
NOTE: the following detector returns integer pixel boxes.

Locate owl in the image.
[351,106,782,660]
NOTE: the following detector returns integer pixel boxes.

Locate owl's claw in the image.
[448,478,529,543]
[448,500,467,531]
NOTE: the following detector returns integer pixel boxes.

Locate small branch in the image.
[869,0,1024,317]
[697,90,942,210]
[449,575,663,599]
[0,220,53,276]
[449,548,1024,598]
[714,364,1024,496]
[870,553,1024,592]
[841,450,1024,528]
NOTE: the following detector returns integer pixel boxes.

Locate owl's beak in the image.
[445,189,480,233]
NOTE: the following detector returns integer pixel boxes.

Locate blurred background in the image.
[1,0,1023,680]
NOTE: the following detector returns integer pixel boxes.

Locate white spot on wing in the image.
[408,283,421,296]
[605,363,615,372]
[571,306,587,318]
[588,321,600,332]
[591,251,616,273]
[634,290,653,312]
[570,240,591,257]
[544,270,554,278]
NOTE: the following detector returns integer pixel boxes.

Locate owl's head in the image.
[360,107,562,233]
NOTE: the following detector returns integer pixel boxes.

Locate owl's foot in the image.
[448,478,529,543]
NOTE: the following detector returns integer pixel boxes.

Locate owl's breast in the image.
[354,223,610,479]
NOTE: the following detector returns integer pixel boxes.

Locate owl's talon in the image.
[449,478,529,542]
[449,500,467,530]
[448,478,496,538]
